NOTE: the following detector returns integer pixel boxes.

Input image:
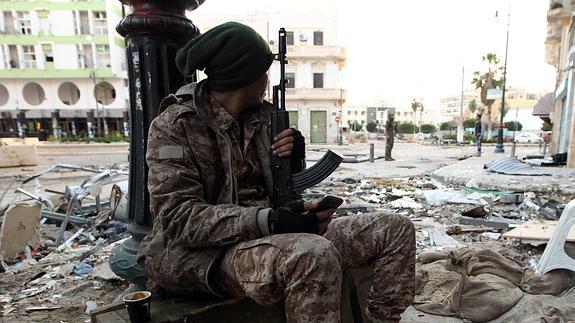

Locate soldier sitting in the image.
[137,22,415,323]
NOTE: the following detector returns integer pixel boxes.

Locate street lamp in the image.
[495,8,510,153]
[89,71,101,137]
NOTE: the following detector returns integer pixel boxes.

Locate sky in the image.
[192,0,556,110]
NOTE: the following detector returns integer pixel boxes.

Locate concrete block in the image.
[0,145,38,167]
[0,137,39,145]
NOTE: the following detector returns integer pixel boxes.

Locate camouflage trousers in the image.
[215,212,416,322]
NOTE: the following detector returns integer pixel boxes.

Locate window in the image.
[22,45,36,68]
[347,111,351,115]
[42,44,53,63]
[313,73,324,88]
[16,11,32,35]
[354,111,358,115]
[96,44,110,68]
[285,72,295,88]
[79,11,90,34]
[8,45,18,68]
[286,31,294,45]
[361,111,366,116]
[313,31,323,45]
[93,11,107,35]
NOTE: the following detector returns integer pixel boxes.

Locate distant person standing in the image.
[474,114,483,156]
[385,112,396,161]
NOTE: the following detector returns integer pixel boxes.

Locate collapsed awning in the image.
[532,92,554,117]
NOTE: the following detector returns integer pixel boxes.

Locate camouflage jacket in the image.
[137,80,276,296]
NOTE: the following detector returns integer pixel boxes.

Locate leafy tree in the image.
[504,121,522,131]
[350,121,363,131]
[397,122,416,134]
[541,122,552,131]
[366,121,378,133]
[463,119,476,129]
[468,99,478,115]
[420,124,437,134]
[440,121,456,131]
[471,53,504,139]
[469,99,485,116]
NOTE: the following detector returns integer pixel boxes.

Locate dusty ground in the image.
[0,140,573,322]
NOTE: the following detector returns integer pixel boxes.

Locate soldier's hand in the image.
[272,128,304,158]
[268,200,319,234]
[304,200,335,234]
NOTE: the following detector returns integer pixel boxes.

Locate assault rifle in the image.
[270,28,343,209]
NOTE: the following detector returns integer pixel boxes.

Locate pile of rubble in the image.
[310,175,575,322]
[0,164,130,322]
[1,161,574,322]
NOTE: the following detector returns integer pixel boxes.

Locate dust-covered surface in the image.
[0,237,128,322]
[0,141,574,322]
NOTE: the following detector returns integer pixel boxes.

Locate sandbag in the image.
[522,268,575,295]
[466,249,523,285]
[451,273,523,322]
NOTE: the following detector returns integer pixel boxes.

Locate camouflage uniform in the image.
[385,116,395,161]
[138,80,416,322]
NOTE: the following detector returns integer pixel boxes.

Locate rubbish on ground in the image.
[423,189,486,206]
[422,228,460,248]
[458,216,509,230]
[461,205,487,218]
[499,193,525,204]
[481,232,501,240]
[85,300,98,314]
[73,262,94,276]
[25,306,63,311]
[390,197,422,209]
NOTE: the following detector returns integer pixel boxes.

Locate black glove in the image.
[268,200,319,234]
[290,128,305,173]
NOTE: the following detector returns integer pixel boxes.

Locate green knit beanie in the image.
[175,21,274,91]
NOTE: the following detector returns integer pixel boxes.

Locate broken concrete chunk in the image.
[458,217,509,230]
[0,202,42,260]
[499,194,525,204]
[461,206,487,218]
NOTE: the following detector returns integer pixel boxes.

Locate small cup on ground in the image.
[122,291,151,322]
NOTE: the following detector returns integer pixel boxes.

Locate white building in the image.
[439,90,480,122]
[0,0,127,137]
[191,10,347,143]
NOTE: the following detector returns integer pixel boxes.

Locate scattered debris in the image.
[0,163,129,322]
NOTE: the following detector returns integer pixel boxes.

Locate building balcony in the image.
[0,67,115,79]
[0,33,109,45]
[285,88,347,102]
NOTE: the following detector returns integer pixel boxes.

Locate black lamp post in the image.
[495,9,510,153]
[109,0,202,291]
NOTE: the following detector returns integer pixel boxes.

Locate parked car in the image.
[416,132,431,140]
[514,133,543,143]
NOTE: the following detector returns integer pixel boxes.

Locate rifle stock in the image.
[271,28,342,209]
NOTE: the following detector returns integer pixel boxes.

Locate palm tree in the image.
[468,99,478,114]
[411,99,423,133]
[419,103,424,132]
[471,53,504,139]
